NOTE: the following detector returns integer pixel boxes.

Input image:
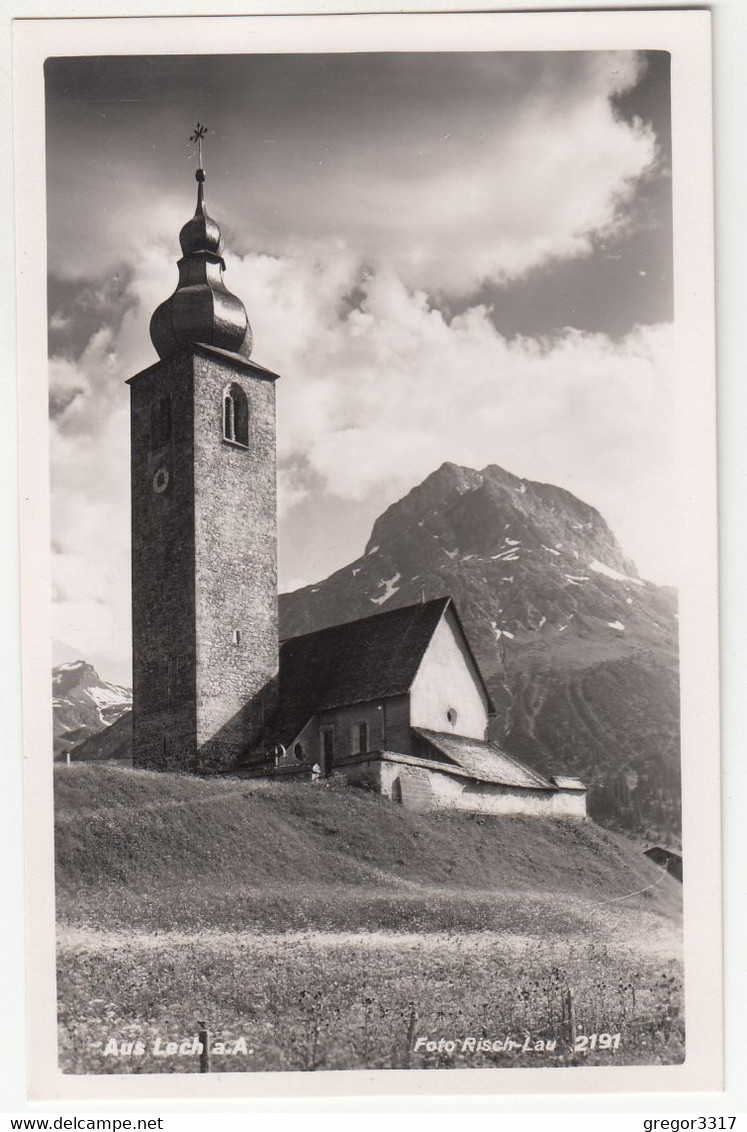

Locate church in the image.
[127,159,586,820]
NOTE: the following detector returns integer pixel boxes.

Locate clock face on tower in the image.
[152,465,170,494]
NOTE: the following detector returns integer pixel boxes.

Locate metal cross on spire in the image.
[190,122,208,169]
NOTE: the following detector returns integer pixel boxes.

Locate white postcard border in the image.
[12,8,720,1103]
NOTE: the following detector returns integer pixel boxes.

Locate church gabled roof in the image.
[259,596,488,754]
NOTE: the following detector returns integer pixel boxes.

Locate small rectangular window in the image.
[150,395,172,449]
[160,396,171,444]
[232,629,241,645]
[351,721,369,755]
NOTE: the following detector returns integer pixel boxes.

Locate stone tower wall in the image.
[192,349,279,770]
[129,350,198,771]
[129,345,279,773]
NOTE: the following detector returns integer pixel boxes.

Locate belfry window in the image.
[223,383,249,448]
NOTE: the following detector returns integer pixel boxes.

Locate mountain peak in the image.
[364,461,636,580]
[53,660,100,694]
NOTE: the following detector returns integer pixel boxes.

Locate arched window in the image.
[223,383,249,448]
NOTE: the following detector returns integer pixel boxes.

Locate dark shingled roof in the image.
[261,597,456,751]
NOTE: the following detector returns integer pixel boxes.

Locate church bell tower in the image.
[128,155,279,772]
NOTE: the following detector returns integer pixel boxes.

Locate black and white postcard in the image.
[12,8,720,1101]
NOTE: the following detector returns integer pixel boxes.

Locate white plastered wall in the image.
[409,607,489,739]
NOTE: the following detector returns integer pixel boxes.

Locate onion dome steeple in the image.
[179,168,224,259]
[150,138,253,361]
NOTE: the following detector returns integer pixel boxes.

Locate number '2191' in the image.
[574,1033,621,1051]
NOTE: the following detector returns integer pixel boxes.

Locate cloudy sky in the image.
[46,50,673,685]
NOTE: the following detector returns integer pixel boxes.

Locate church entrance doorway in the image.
[319,726,334,778]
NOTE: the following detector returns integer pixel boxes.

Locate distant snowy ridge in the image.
[52,660,132,760]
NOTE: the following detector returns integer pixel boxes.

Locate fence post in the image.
[564,988,576,1048]
[198,1024,211,1073]
[405,1002,418,1068]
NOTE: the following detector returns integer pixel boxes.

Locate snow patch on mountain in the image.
[589,559,644,586]
[370,573,402,606]
[87,684,132,711]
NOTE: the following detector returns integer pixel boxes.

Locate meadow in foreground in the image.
[55,765,684,1073]
[58,923,684,1073]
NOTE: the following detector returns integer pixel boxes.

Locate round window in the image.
[446,707,458,726]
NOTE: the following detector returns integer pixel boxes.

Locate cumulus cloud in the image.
[231,248,675,579]
[49,236,674,678]
[48,247,177,682]
[323,54,658,293]
[47,52,658,297]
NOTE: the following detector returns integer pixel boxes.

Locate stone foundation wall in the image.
[340,758,586,818]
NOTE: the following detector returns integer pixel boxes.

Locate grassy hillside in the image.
[55,765,684,1073]
[55,763,680,930]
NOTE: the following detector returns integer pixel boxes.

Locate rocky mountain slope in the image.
[53,661,132,760]
[280,462,680,841]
